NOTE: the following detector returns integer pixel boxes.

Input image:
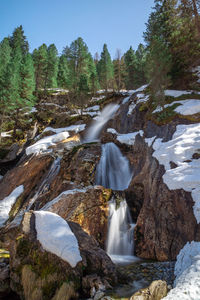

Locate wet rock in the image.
[130,280,168,300]
[9,211,116,300]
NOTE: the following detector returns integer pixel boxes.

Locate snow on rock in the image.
[0,131,12,138]
[174,100,200,115]
[145,136,156,147]
[164,241,200,300]
[34,211,82,268]
[135,84,148,93]
[0,185,24,227]
[26,132,70,155]
[122,96,130,104]
[107,128,144,145]
[127,102,136,115]
[152,123,200,222]
[85,105,100,111]
[164,90,195,98]
[137,93,149,104]
[153,99,200,115]
[43,124,86,134]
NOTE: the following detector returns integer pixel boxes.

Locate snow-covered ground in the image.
[164,241,200,299]
[152,123,200,223]
[153,99,200,115]
[107,128,144,145]
[0,185,24,227]
[34,211,82,267]
[164,90,199,98]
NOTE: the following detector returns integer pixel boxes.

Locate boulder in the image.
[130,280,168,300]
[9,211,116,300]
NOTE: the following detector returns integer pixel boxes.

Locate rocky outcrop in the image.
[130,280,168,300]
[9,212,116,300]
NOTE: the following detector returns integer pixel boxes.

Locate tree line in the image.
[1,0,200,140]
[0,26,147,140]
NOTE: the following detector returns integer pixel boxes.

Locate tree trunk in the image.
[192,0,200,39]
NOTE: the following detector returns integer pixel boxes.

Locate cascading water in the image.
[95,142,139,264]
[106,198,139,264]
[95,142,133,191]
[84,103,119,142]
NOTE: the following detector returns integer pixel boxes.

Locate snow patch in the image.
[145,136,156,147]
[43,124,86,134]
[152,123,200,222]
[164,90,195,98]
[26,132,70,155]
[0,185,24,227]
[85,105,100,111]
[164,241,200,300]
[122,96,130,105]
[34,211,82,268]
[107,128,144,145]
[135,84,148,92]
[127,102,136,115]
[153,99,200,115]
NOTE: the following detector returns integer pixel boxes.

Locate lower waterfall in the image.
[106,198,139,264]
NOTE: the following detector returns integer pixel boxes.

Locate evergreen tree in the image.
[97,44,114,91]
[45,44,58,89]
[32,44,48,90]
[134,44,147,87]
[113,49,126,91]
[124,46,136,89]
[88,53,99,94]
[0,38,12,141]
[10,25,29,56]
[57,55,71,88]
[20,53,35,102]
[64,37,90,93]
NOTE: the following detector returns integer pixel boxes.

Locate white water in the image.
[107,199,139,264]
[84,103,119,142]
[95,142,133,190]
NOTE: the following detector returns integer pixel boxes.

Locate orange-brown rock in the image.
[41,187,111,248]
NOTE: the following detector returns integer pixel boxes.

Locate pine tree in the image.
[113,49,126,91]
[87,53,99,94]
[32,44,48,90]
[97,44,114,91]
[20,53,35,103]
[64,37,90,93]
[134,44,147,87]
[45,44,58,89]
[57,55,71,89]
[124,46,136,89]
[0,38,12,142]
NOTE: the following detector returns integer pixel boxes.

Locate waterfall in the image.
[84,103,119,142]
[95,142,133,191]
[107,198,139,264]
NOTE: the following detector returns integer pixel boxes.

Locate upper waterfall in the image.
[84,103,119,142]
[95,142,133,191]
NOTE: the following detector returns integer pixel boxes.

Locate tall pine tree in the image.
[97,44,114,91]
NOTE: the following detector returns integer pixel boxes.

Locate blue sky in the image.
[1,0,154,58]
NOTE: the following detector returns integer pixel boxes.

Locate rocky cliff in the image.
[1,87,200,298]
